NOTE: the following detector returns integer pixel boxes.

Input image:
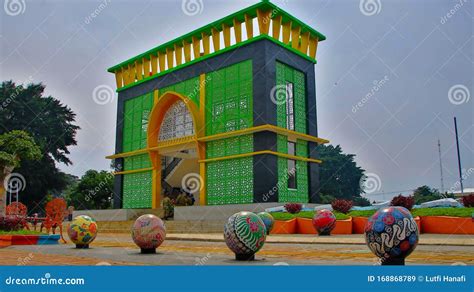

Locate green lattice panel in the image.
[124,154,151,171]
[122,171,152,208]
[206,60,253,135]
[160,77,200,107]
[206,157,253,205]
[123,93,154,152]
[275,62,307,133]
[206,135,253,159]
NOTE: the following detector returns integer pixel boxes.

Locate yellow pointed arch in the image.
[146,90,205,208]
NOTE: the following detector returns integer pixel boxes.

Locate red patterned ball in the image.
[312,209,336,235]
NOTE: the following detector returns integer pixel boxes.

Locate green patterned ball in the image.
[224,211,267,257]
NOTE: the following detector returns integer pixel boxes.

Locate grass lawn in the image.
[270,207,473,220]
[271,211,350,221]
[0,230,47,235]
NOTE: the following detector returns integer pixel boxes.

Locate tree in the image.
[316,144,365,202]
[68,170,114,210]
[412,185,451,204]
[0,130,41,216]
[0,81,79,211]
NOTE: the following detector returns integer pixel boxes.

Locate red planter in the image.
[352,217,368,234]
[332,217,352,234]
[421,216,474,235]
[272,217,353,235]
[271,218,297,234]
[295,218,315,234]
[0,234,60,246]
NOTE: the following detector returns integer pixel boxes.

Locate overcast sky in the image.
[1,0,472,201]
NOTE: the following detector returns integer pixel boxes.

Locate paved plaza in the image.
[1,233,472,266]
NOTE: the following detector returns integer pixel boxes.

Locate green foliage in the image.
[316,144,365,201]
[348,210,377,218]
[270,211,350,221]
[68,170,114,210]
[347,208,473,218]
[162,197,174,219]
[319,193,336,204]
[0,81,79,208]
[353,196,371,207]
[0,230,47,235]
[176,193,193,206]
[411,207,473,218]
[412,185,446,204]
[0,130,41,170]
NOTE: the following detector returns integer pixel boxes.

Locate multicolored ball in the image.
[131,214,166,254]
[67,215,98,248]
[224,211,267,260]
[365,206,419,265]
[312,209,336,235]
[257,212,274,235]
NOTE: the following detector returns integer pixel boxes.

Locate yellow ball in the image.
[67,215,98,248]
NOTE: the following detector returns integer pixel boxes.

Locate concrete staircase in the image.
[96,220,224,234]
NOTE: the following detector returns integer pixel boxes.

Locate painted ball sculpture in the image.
[67,215,98,248]
[131,214,166,254]
[312,209,336,235]
[365,206,419,265]
[257,212,274,235]
[224,211,267,261]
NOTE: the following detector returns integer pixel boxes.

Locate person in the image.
[67,206,74,221]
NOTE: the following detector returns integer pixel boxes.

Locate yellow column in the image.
[272,15,282,40]
[244,14,253,39]
[198,74,207,206]
[282,21,291,44]
[233,19,242,43]
[151,89,161,209]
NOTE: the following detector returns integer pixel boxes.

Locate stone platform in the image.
[73,208,163,222]
[174,203,320,221]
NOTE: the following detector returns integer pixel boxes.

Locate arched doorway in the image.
[147,91,205,208]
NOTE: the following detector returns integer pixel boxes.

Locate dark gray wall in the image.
[113,38,321,206]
